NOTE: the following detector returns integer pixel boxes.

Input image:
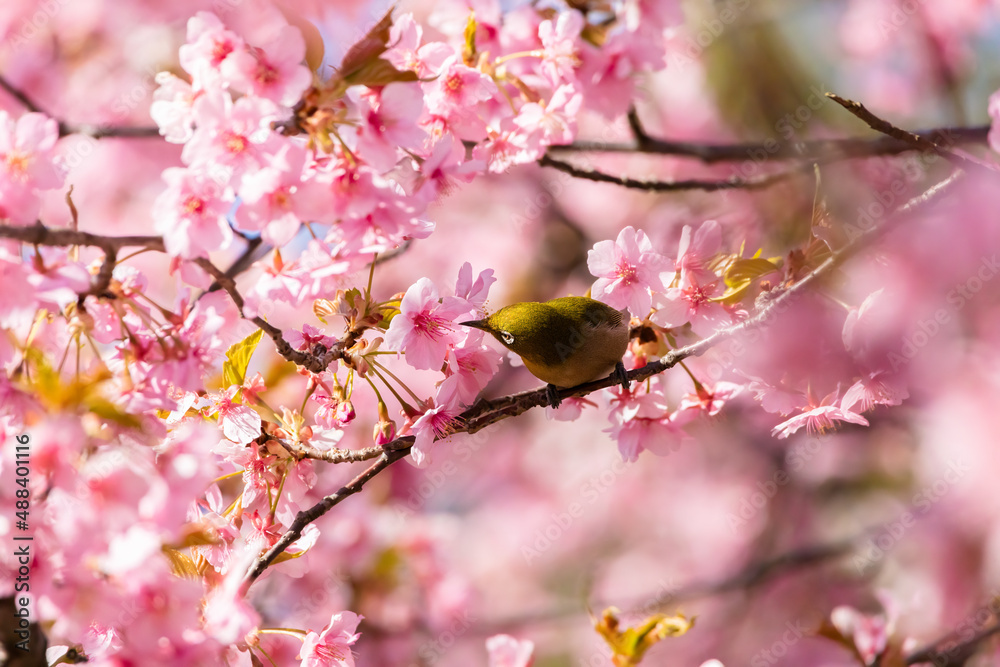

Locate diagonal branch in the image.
[825,93,990,170]
[550,106,988,163]
[539,154,803,192]
[0,74,159,138]
[242,169,965,588]
[906,620,1000,665]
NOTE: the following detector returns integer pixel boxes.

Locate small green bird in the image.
[461,296,631,408]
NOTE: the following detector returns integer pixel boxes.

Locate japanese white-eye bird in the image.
[460,296,631,408]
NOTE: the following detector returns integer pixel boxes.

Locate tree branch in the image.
[242,168,965,588]
[906,621,1000,665]
[0,223,359,374]
[0,74,160,139]
[538,154,803,192]
[826,93,988,170]
[550,113,988,164]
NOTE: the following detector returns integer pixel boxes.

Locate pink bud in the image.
[336,400,356,426]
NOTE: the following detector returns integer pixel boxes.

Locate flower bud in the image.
[336,400,356,426]
[373,417,397,445]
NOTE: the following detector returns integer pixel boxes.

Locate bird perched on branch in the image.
[461,296,630,408]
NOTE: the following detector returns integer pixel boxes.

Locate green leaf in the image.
[223,329,265,388]
[594,607,694,666]
[711,256,781,305]
[724,257,780,287]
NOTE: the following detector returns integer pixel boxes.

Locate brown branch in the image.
[241,445,412,592]
[550,113,988,164]
[825,93,987,170]
[0,74,160,139]
[242,169,965,587]
[0,223,358,374]
[538,154,802,192]
[280,437,401,464]
[0,222,164,252]
[906,621,1000,665]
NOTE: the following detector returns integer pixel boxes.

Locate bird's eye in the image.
[500,331,514,345]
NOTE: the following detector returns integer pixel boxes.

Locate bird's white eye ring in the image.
[500,331,514,345]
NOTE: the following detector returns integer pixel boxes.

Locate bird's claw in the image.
[614,361,630,392]
[546,383,562,409]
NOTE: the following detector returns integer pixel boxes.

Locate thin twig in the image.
[241,446,411,592]
[203,236,266,295]
[0,223,360,374]
[538,154,803,192]
[550,122,988,164]
[0,75,43,113]
[0,74,161,138]
[906,622,1000,665]
[826,93,987,170]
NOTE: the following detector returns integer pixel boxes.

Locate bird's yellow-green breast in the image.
[461,296,629,388]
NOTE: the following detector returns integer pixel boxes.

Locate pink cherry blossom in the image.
[417,135,485,198]
[150,72,200,144]
[385,13,453,77]
[538,10,584,84]
[513,84,582,151]
[677,381,744,418]
[221,22,312,108]
[445,262,496,316]
[384,277,467,370]
[738,372,808,416]
[288,323,337,352]
[589,225,670,317]
[236,144,327,246]
[473,118,533,173]
[0,111,63,225]
[486,634,535,667]
[182,91,281,184]
[178,11,246,89]
[841,371,909,413]
[830,593,897,666]
[354,84,426,172]
[436,337,502,409]
[674,220,722,285]
[771,404,869,439]
[606,385,692,461]
[299,611,362,667]
[153,167,233,259]
[0,247,39,329]
[407,402,457,467]
[651,275,731,338]
[209,386,262,445]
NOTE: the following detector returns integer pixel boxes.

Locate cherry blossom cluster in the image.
[586,223,907,460]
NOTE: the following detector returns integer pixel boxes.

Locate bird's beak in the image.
[459,320,487,331]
